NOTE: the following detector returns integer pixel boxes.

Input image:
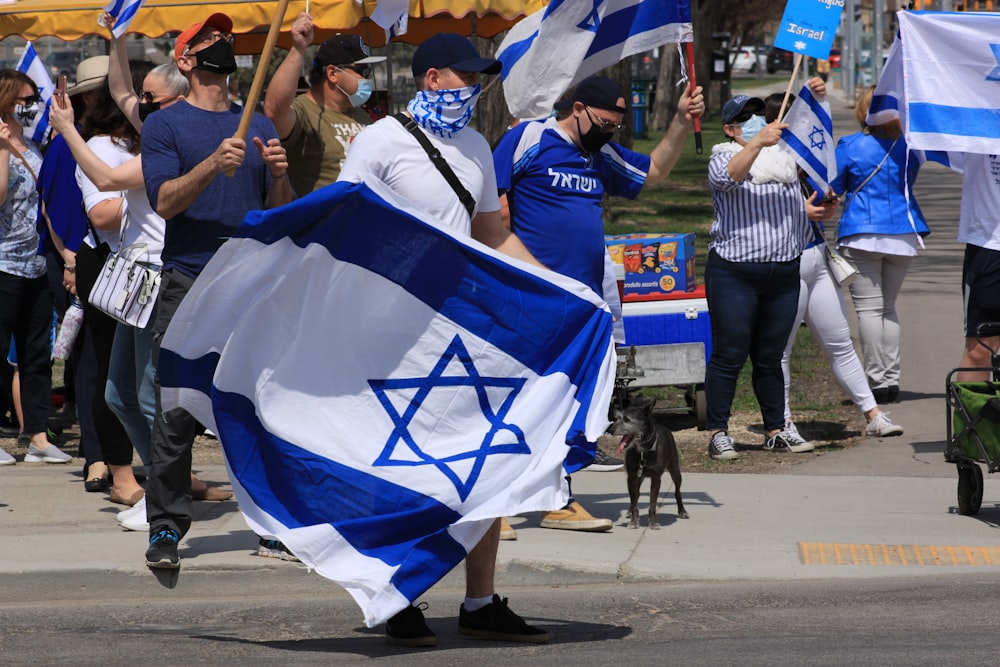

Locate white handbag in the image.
[87,207,161,328]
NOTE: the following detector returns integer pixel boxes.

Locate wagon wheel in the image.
[692,385,707,431]
[957,464,984,516]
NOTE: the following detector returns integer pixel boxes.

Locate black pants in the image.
[146,270,199,537]
[76,244,131,469]
[0,271,53,435]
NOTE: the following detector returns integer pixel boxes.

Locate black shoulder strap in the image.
[393,113,476,219]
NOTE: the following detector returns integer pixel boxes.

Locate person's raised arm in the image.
[49,92,144,191]
[726,121,787,182]
[255,137,294,208]
[263,12,313,140]
[103,11,141,130]
[645,82,704,186]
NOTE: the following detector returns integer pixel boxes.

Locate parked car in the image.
[766,47,794,74]
[730,46,767,73]
[828,48,842,70]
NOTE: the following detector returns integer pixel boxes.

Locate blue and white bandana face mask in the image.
[405,84,481,138]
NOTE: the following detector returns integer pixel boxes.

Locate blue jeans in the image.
[105,318,156,466]
[704,251,801,433]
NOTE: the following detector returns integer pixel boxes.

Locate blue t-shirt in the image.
[142,100,279,277]
[493,118,649,294]
[37,133,89,253]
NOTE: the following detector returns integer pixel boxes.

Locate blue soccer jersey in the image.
[493,118,650,294]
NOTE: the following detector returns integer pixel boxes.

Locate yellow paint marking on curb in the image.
[798,543,1000,566]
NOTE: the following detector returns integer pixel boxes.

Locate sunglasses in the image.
[338,64,373,79]
[16,96,40,106]
[585,106,624,134]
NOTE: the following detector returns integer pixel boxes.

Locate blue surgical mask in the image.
[738,114,767,142]
[406,84,481,138]
[337,70,373,107]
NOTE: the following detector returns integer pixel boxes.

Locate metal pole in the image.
[872,0,884,83]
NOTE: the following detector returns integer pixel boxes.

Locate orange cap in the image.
[174,13,234,59]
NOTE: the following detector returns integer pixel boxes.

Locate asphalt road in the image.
[2,574,998,665]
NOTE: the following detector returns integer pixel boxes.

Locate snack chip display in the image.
[605,232,696,301]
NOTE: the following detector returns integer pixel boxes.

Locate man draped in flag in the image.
[497,0,693,119]
[161,32,620,645]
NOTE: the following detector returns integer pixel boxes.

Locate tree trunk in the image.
[472,34,513,147]
[650,45,680,132]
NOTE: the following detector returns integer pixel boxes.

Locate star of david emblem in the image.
[988,44,1000,82]
[809,126,826,151]
[794,40,807,51]
[369,334,529,501]
[577,0,604,33]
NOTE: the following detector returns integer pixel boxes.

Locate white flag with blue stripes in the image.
[370,0,409,39]
[158,179,616,627]
[102,0,146,38]
[497,0,692,119]
[884,11,1000,155]
[15,43,55,144]
[780,84,835,196]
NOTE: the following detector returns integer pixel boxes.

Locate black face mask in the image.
[194,39,237,75]
[138,101,161,122]
[576,115,614,154]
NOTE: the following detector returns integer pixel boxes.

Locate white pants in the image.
[841,247,913,390]
[782,245,877,421]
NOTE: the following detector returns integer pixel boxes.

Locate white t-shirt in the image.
[75,136,165,264]
[958,153,1000,251]
[337,116,500,237]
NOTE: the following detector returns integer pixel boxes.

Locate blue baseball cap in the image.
[722,95,765,124]
[411,33,502,77]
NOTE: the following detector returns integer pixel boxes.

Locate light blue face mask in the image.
[738,114,767,142]
[337,71,373,107]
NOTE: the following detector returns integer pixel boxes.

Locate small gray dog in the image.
[608,394,688,528]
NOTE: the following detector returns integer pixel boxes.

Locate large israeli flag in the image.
[103,0,146,38]
[15,43,55,144]
[159,179,616,627]
[780,84,835,196]
[891,11,1000,154]
[497,0,692,119]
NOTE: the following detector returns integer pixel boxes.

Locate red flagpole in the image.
[684,41,702,154]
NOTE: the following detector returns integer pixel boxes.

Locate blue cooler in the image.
[621,290,712,364]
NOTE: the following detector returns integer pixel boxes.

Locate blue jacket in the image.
[831,132,930,239]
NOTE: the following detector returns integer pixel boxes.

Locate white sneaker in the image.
[23,443,72,463]
[0,448,15,466]
[117,496,145,523]
[865,412,904,437]
[118,497,148,531]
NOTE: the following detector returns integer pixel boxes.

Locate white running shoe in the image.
[865,412,904,437]
[23,444,72,463]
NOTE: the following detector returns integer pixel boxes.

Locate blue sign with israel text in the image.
[774,0,844,60]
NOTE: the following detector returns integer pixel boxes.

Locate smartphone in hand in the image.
[55,75,67,107]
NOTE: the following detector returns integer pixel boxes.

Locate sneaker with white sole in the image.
[588,449,625,472]
[256,537,301,562]
[764,431,815,453]
[865,412,904,437]
[708,431,740,460]
[778,421,814,451]
[118,497,148,531]
[23,443,72,463]
[0,448,14,466]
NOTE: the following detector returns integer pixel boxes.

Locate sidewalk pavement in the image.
[2,83,996,593]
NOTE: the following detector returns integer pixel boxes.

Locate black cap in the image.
[411,33,502,77]
[314,34,386,69]
[553,76,626,113]
[721,95,765,124]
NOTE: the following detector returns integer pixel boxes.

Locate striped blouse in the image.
[707,150,812,263]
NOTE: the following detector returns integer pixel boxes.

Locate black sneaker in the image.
[458,595,550,643]
[256,537,301,562]
[589,449,625,472]
[386,603,437,647]
[146,528,180,569]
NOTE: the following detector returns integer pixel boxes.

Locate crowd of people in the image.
[0,8,995,649]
